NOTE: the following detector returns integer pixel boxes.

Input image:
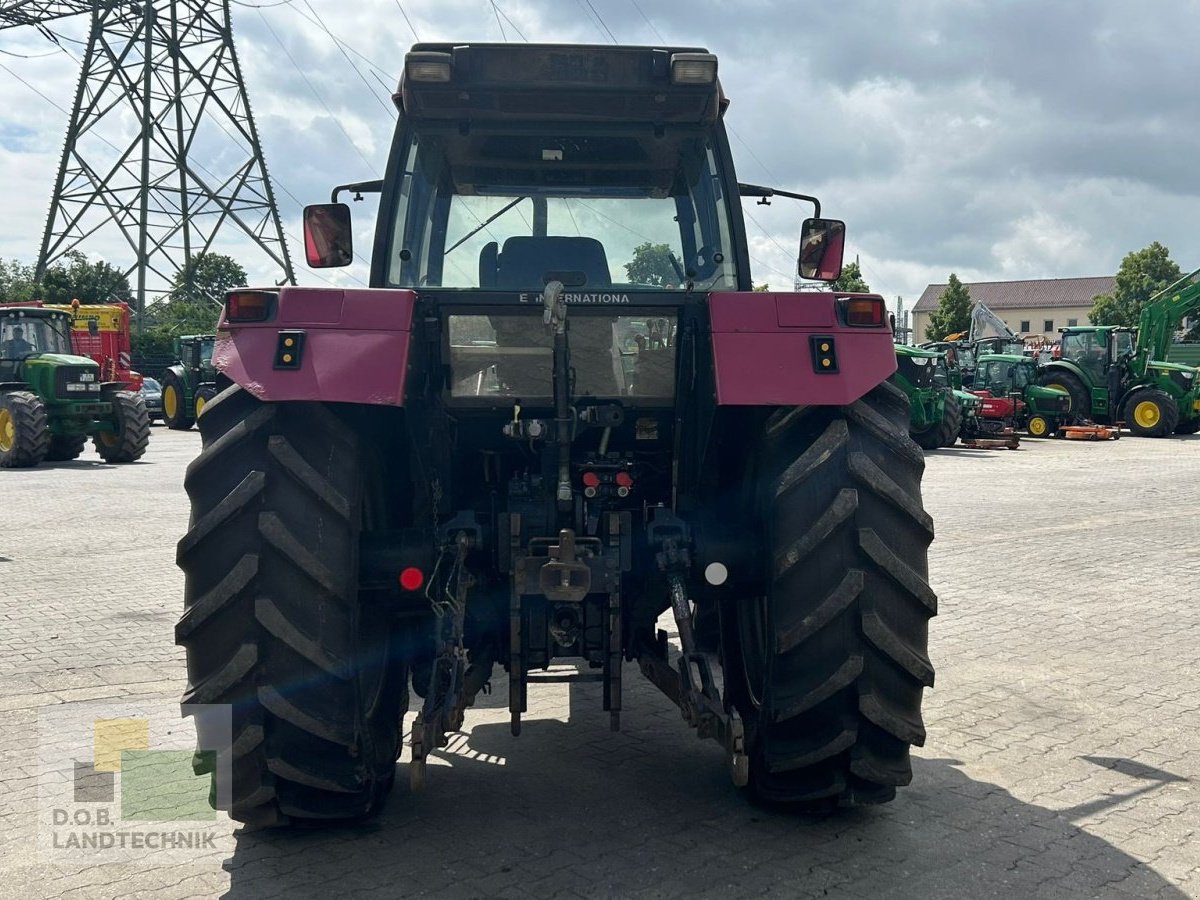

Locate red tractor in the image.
[176,43,936,826]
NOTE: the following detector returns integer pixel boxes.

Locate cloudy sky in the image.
[1,0,1198,309]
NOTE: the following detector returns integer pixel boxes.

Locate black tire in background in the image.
[723,382,936,808]
[935,393,962,447]
[1123,389,1179,438]
[162,372,195,430]
[1038,371,1089,422]
[45,433,87,461]
[0,390,49,469]
[194,385,218,419]
[93,391,150,462]
[176,386,409,826]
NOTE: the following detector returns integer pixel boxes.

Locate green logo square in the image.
[120,750,216,821]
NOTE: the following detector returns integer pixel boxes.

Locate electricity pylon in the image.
[0,0,295,317]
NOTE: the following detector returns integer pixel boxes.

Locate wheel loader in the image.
[176,43,936,826]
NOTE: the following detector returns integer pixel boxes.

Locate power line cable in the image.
[629,0,664,41]
[255,9,379,173]
[493,1,528,41]
[394,0,421,42]
[576,0,617,43]
[490,0,508,41]
[299,0,394,116]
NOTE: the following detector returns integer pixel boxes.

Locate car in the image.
[139,376,163,423]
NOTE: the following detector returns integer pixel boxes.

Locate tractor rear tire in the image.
[1123,389,1179,438]
[46,434,87,461]
[175,386,408,827]
[93,391,150,462]
[935,393,962,447]
[724,382,936,808]
[909,423,941,450]
[1173,419,1200,435]
[162,373,195,431]
[1039,371,1089,421]
[0,391,49,469]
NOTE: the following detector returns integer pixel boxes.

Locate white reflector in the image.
[704,562,729,586]
[670,52,718,85]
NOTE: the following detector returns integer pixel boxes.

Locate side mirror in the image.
[797,218,846,281]
[303,203,353,268]
[87,319,99,336]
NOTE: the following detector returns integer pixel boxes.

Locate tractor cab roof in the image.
[0,306,71,324]
[1059,324,1132,334]
[895,344,942,359]
[397,43,724,128]
[976,352,1031,364]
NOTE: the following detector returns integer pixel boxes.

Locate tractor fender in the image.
[1039,359,1090,386]
[709,291,896,406]
[212,286,417,406]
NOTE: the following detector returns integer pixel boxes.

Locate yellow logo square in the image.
[94,719,149,773]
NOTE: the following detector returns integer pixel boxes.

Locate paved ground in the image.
[1,426,1198,898]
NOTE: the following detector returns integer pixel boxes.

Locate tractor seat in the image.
[482,236,612,290]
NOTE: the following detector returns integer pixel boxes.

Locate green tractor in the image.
[973,353,1070,437]
[892,344,963,448]
[161,334,216,430]
[1038,269,1200,437]
[0,306,150,468]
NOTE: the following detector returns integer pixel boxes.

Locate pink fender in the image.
[709,292,897,406]
[213,287,417,406]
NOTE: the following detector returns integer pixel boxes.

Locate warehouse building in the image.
[911,275,1116,342]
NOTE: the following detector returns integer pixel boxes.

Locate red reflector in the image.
[225,291,274,323]
[582,471,600,488]
[615,471,634,488]
[399,567,424,592]
[844,297,884,327]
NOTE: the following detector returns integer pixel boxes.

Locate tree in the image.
[925,273,973,341]
[146,252,249,335]
[170,252,248,306]
[40,250,131,305]
[1089,242,1182,328]
[831,261,870,293]
[624,242,679,287]
[0,258,41,303]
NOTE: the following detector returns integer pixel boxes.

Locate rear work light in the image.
[841,296,885,327]
[225,290,276,323]
[406,52,452,83]
[670,52,718,84]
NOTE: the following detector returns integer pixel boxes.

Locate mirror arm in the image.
[737,182,820,218]
[331,179,384,203]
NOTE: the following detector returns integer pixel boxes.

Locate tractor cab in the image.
[0,307,92,381]
[974,354,1034,396]
[976,352,1069,435]
[0,306,149,468]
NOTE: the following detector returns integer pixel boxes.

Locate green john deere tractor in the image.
[1038,269,1200,437]
[974,353,1070,437]
[161,334,216,430]
[0,306,150,468]
[892,344,963,448]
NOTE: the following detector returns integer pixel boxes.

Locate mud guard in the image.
[212,287,417,406]
[709,292,897,406]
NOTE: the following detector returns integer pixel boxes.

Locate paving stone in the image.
[1,427,1197,897]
